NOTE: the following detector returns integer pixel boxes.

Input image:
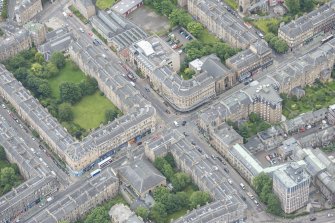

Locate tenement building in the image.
[226,39,273,82]
[0,113,60,222]
[73,0,96,19]
[27,168,119,223]
[0,36,156,176]
[187,0,259,49]
[128,35,234,111]
[278,0,335,49]
[0,29,32,61]
[144,129,247,222]
[273,162,310,214]
[14,0,43,25]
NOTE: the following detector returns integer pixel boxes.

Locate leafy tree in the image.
[164,152,176,168]
[5,55,28,70]
[176,191,189,208]
[171,172,191,191]
[60,82,82,104]
[300,0,314,12]
[266,194,282,215]
[153,186,170,203]
[286,0,300,14]
[105,109,118,123]
[0,167,16,186]
[45,62,59,78]
[0,146,6,160]
[58,103,74,122]
[249,112,261,123]
[84,206,110,223]
[150,202,167,223]
[189,191,211,209]
[38,82,52,98]
[187,22,203,38]
[165,194,182,213]
[154,157,167,172]
[31,63,44,77]
[34,52,45,64]
[252,172,272,194]
[160,0,174,16]
[260,184,271,203]
[162,163,174,181]
[50,52,66,69]
[13,67,29,83]
[79,77,98,96]
[135,206,149,221]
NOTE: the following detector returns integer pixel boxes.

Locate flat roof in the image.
[112,0,143,14]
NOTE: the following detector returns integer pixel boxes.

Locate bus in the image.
[321,34,334,44]
[90,169,101,177]
[98,157,112,169]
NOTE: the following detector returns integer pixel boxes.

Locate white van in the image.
[130,81,135,87]
[240,183,245,190]
[174,121,179,127]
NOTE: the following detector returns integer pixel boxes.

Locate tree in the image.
[252,172,272,194]
[31,63,44,77]
[13,67,29,83]
[45,62,59,78]
[249,112,261,123]
[135,206,149,221]
[160,0,174,16]
[165,194,182,214]
[300,0,314,12]
[164,152,176,168]
[150,202,167,223]
[171,172,191,191]
[187,22,203,38]
[50,52,66,69]
[60,82,82,104]
[266,194,282,215]
[273,39,288,54]
[58,103,74,122]
[286,0,300,14]
[260,184,271,203]
[176,191,189,208]
[79,77,98,96]
[84,206,110,223]
[105,109,118,123]
[153,186,170,203]
[34,52,45,64]
[0,167,16,186]
[189,191,211,209]
[38,82,52,98]
[154,157,168,172]
[162,163,174,181]
[0,146,6,160]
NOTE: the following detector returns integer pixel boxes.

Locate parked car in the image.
[191,141,196,146]
[182,121,187,126]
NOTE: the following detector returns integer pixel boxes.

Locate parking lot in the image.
[128,6,170,34]
[255,149,285,168]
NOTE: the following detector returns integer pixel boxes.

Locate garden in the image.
[4,48,121,139]
[0,146,23,196]
[282,79,335,119]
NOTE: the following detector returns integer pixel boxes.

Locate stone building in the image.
[0,29,32,61]
[278,0,335,49]
[24,22,47,46]
[73,0,96,19]
[14,0,43,25]
[187,0,259,49]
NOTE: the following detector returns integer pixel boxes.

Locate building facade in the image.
[0,29,32,61]
[15,0,43,25]
[273,163,310,214]
[278,0,335,49]
[73,0,96,19]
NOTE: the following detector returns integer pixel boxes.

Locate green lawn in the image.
[48,61,85,100]
[224,0,238,10]
[96,0,116,10]
[282,81,335,119]
[198,29,220,44]
[251,18,280,34]
[72,91,119,130]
